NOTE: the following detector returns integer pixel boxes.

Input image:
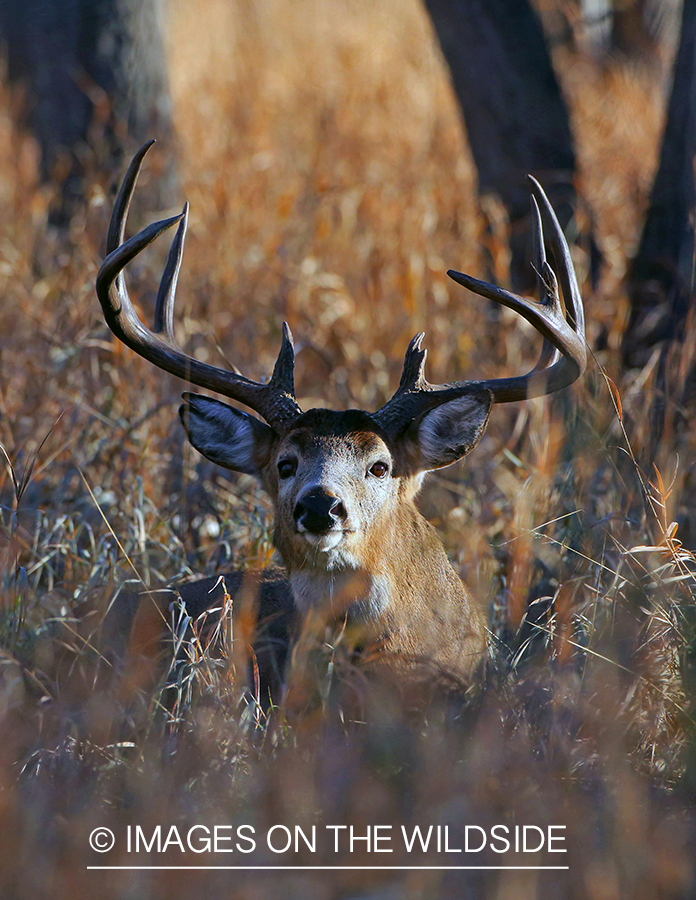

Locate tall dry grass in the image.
[0,1,695,898]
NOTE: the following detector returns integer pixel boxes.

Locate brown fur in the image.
[190,405,488,696]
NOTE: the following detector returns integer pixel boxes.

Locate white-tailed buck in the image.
[97,142,586,706]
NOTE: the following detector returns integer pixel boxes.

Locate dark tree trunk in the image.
[622,0,696,368]
[0,0,173,225]
[422,0,580,290]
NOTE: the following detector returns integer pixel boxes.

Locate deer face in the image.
[181,394,493,576]
[272,411,397,568]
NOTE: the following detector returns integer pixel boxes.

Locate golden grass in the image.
[0,1,695,898]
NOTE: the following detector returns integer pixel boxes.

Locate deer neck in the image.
[282,499,463,621]
[280,498,485,684]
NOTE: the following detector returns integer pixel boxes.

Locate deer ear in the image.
[412,393,492,471]
[179,393,276,476]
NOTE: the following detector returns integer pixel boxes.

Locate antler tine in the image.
[374,178,586,435]
[529,193,561,373]
[96,142,303,431]
[395,333,428,394]
[97,205,188,346]
[106,139,155,255]
[528,175,585,339]
[153,202,188,342]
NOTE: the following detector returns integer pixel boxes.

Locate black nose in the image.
[294,488,347,534]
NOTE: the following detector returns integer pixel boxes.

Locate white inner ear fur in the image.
[182,395,270,475]
[417,395,491,469]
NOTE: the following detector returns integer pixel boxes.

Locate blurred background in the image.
[0,1,695,898]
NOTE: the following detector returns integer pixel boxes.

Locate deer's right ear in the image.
[179,393,277,476]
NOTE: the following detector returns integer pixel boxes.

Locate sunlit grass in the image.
[0,1,694,897]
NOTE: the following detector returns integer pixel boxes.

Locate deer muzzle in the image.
[293,487,348,538]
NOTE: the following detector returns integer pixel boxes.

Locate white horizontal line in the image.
[88,865,569,871]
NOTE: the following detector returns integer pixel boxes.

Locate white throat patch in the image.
[290,569,392,620]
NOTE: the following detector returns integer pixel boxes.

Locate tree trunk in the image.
[0,0,173,225]
[622,0,696,368]
[422,0,580,289]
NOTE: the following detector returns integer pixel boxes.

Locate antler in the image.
[374,176,586,435]
[99,147,584,439]
[96,141,303,431]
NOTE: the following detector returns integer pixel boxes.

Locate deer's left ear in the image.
[406,392,493,472]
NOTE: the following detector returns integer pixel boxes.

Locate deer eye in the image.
[368,461,390,479]
[277,459,297,479]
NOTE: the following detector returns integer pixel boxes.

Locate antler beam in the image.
[96,141,302,431]
[98,146,584,439]
[374,176,586,435]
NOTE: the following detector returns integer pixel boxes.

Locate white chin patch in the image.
[302,532,344,551]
